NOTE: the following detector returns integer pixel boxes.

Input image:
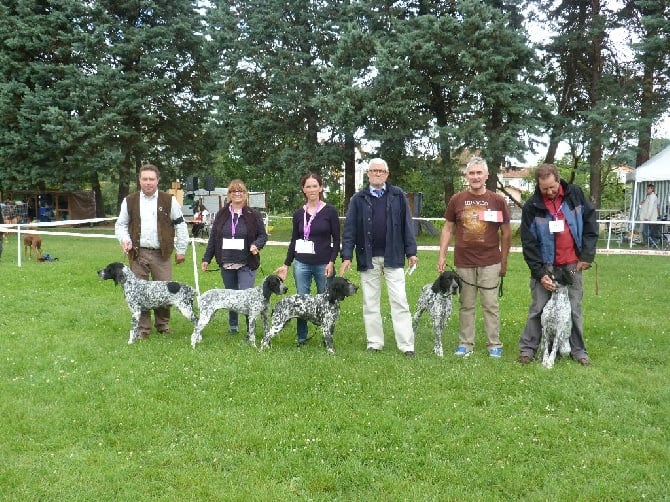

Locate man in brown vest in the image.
[115,164,189,339]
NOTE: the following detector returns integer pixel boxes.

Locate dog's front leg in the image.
[259,328,277,351]
[541,330,557,369]
[411,309,422,337]
[247,315,257,347]
[129,312,141,344]
[190,321,203,348]
[322,325,335,356]
[433,320,444,357]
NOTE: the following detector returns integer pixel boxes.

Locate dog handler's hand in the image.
[121,239,133,254]
[175,254,186,264]
[540,274,555,292]
[576,261,591,272]
[339,259,351,276]
[275,264,288,281]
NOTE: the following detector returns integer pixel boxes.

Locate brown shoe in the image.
[137,332,150,340]
[158,328,171,335]
[577,356,591,366]
[517,354,532,364]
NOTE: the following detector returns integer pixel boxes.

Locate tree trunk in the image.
[342,132,356,214]
[90,171,105,218]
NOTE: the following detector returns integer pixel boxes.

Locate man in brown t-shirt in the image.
[437,156,511,358]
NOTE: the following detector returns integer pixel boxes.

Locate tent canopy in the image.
[626,144,670,182]
[628,144,670,221]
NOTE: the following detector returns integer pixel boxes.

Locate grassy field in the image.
[0,223,667,500]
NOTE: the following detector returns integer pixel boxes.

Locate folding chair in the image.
[647,223,662,249]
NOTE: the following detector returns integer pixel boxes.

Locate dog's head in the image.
[550,267,573,287]
[97,262,128,285]
[431,271,461,296]
[328,277,359,303]
[263,274,289,299]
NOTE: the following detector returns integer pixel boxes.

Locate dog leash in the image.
[448,265,504,298]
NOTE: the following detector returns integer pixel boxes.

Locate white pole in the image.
[191,237,201,306]
[630,180,640,248]
[17,224,22,267]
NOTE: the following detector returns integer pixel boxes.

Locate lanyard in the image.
[547,198,563,219]
[303,201,323,240]
[229,205,241,238]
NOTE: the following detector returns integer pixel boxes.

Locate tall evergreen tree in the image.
[362,0,545,203]
[206,0,348,210]
[620,0,670,166]
[0,0,213,211]
[537,0,643,206]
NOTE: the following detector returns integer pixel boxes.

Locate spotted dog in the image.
[412,271,461,357]
[190,274,288,348]
[97,262,198,344]
[540,267,573,369]
[260,277,358,355]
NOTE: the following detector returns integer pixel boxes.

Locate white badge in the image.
[222,238,245,250]
[295,239,315,254]
[549,220,565,233]
[481,209,503,222]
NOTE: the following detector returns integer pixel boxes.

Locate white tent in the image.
[626,145,670,246]
[628,144,670,223]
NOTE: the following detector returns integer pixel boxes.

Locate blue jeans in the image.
[220,266,256,331]
[293,260,332,342]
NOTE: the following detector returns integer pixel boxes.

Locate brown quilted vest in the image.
[126,191,175,258]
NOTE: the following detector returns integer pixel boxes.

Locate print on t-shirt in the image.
[462,200,488,243]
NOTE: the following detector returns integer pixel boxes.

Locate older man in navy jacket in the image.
[340,158,418,357]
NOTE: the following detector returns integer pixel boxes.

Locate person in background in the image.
[339,158,418,357]
[115,163,189,339]
[191,201,210,238]
[437,156,511,358]
[518,163,598,366]
[275,173,341,346]
[638,183,659,246]
[201,179,268,335]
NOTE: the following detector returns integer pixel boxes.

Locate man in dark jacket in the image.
[518,164,598,366]
[340,158,418,357]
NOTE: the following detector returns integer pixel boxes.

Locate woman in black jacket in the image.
[201,179,268,334]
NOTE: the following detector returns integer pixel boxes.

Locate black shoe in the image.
[366,347,381,353]
[404,351,415,358]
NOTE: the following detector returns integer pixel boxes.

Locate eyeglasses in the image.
[368,169,388,175]
[230,189,246,194]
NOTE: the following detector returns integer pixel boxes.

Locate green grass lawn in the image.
[0,226,667,500]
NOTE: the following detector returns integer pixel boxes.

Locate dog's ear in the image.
[555,268,573,286]
[455,274,462,294]
[264,275,282,297]
[431,276,442,294]
[111,263,128,285]
[328,277,346,303]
